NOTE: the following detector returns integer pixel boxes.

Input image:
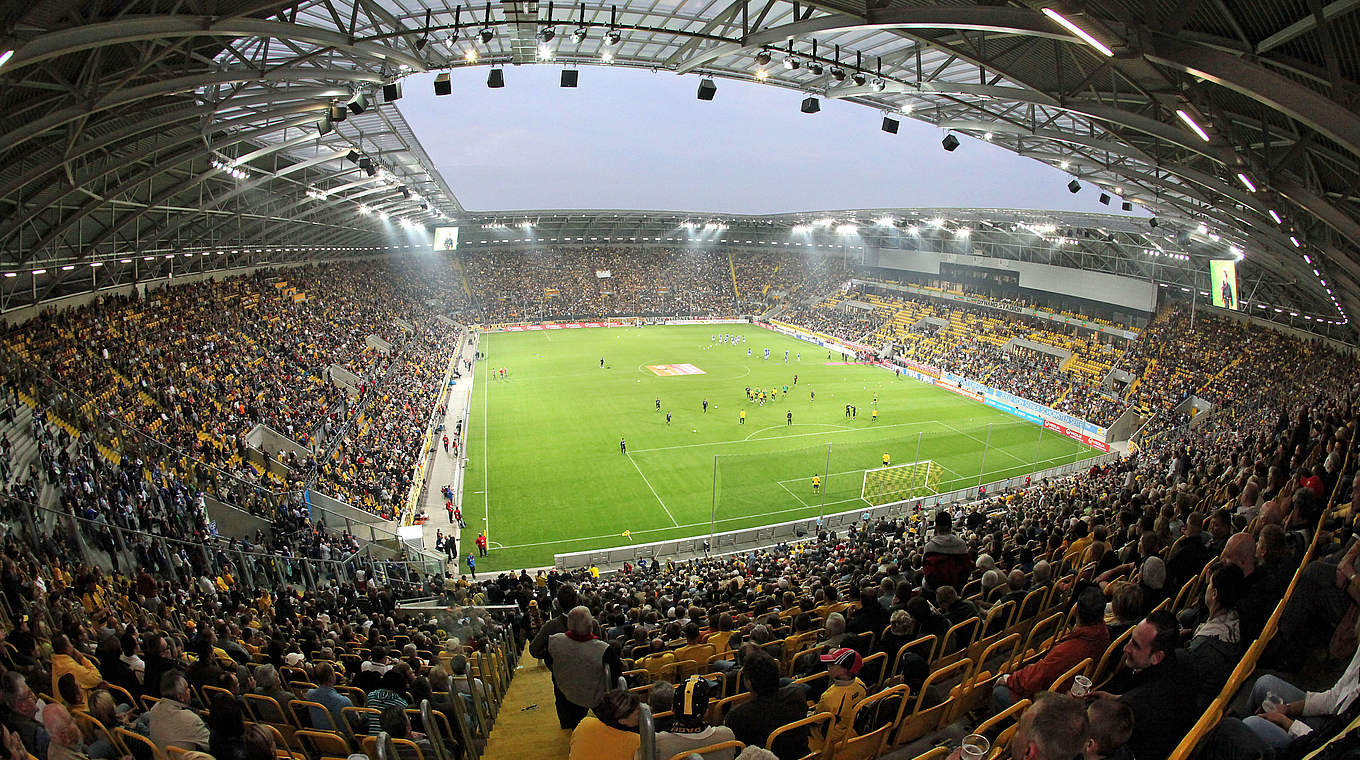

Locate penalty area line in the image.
[626,453,679,527]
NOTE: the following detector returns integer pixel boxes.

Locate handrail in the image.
[1167,440,1352,759]
[638,703,656,760]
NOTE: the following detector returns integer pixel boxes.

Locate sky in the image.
[399,65,1146,217]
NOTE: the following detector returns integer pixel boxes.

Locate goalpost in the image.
[860,459,943,506]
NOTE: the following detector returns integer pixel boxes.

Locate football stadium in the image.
[2,3,1360,760]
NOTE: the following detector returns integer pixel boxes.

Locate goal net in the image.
[861,460,942,506]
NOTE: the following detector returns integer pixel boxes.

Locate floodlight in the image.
[754,49,771,66]
[539,27,555,42]
[480,27,494,44]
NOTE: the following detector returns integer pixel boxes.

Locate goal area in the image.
[861,459,942,506]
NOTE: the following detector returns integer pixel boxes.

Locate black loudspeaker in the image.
[382,82,402,102]
[330,105,347,122]
[697,78,716,101]
[1099,193,1110,205]
[434,74,451,96]
[348,93,367,114]
[1068,179,1081,193]
[1150,218,1158,228]
[801,96,820,114]
[487,69,504,88]
[1122,201,1133,211]
[941,134,960,151]
[882,116,900,134]
[317,116,332,136]
[560,70,578,88]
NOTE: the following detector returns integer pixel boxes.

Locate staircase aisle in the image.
[482,651,572,760]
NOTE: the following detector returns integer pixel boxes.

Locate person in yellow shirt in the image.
[812,475,821,493]
[51,634,103,706]
[673,623,716,672]
[810,648,868,753]
[739,410,746,424]
[569,690,641,760]
[882,453,891,467]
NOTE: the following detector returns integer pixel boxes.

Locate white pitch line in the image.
[629,420,937,454]
[626,453,679,527]
[482,337,491,544]
[491,496,867,550]
[777,479,812,507]
[744,422,853,441]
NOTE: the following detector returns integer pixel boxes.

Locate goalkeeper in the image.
[812,475,821,494]
[882,453,891,467]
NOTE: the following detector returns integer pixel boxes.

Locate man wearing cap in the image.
[653,677,737,760]
[810,647,868,753]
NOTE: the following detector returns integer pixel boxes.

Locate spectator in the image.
[0,673,48,760]
[993,586,1109,710]
[147,671,209,751]
[724,652,807,760]
[1083,698,1135,760]
[653,677,737,760]
[1091,611,1198,760]
[303,662,350,730]
[809,648,867,753]
[1010,693,1090,760]
[544,606,621,730]
[567,690,640,760]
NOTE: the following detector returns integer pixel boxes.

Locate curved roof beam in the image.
[4,16,428,74]
[0,88,351,203]
[0,68,381,159]
[675,6,1073,74]
[1142,32,1360,160]
[1,112,324,256]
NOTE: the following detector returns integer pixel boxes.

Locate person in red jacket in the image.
[476,532,488,557]
[922,511,973,594]
[992,585,1110,713]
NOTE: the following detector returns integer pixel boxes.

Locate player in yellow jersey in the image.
[871,408,878,422]
[739,410,746,424]
[882,453,891,467]
[812,475,821,493]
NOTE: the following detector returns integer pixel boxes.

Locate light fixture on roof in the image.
[539,26,555,42]
[805,40,823,75]
[347,92,368,115]
[754,68,769,81]
[754,48,772,66]
[850,51,866,86]
[573,26,587,43]
[1236,173,1257,192]
[1040,8,1114,56]
[415,9,432,51]
[0,50,13,69]
[1175,108,1211,142]
[1268,209,1283,224]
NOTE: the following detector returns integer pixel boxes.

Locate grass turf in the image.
[459,324,1099,570]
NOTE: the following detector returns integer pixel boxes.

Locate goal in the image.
[861,460,942,506]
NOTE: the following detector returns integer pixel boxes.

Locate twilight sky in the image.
[399,65,1145,217]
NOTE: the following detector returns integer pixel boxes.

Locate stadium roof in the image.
[1,0,1357,334]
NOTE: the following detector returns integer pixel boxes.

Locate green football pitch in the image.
[459,324,1101,570]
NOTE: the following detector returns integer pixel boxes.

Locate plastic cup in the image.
[1261,692,1283,714]
[1070,674,1092,698]
[961,733,990,760]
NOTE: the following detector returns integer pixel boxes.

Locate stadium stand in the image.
[0,246,1357,760]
